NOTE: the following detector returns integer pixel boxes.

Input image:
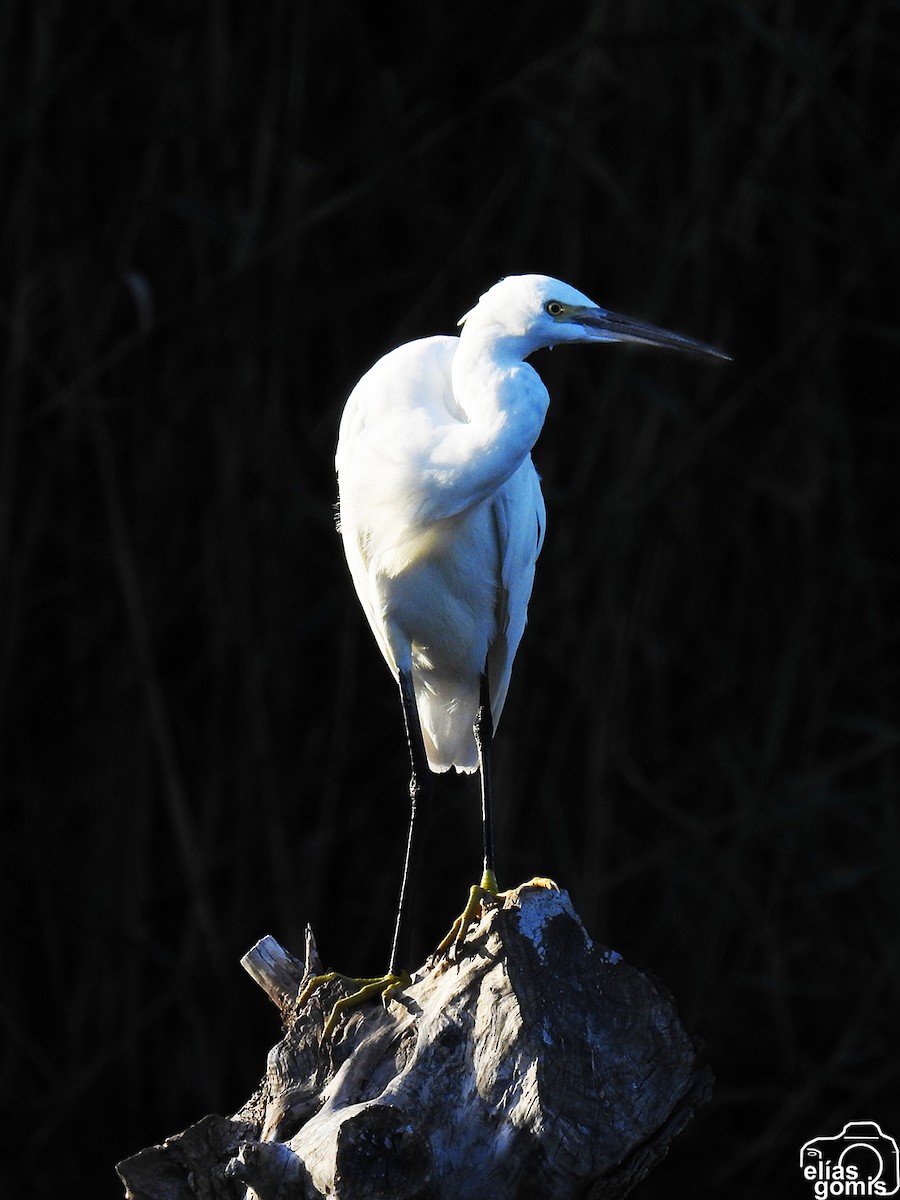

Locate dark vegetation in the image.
[1,1,897,1195]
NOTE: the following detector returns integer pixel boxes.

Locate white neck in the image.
[432,320,549,512]
[452,319,548,424]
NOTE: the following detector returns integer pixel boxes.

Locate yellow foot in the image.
[523,876,559,890]
[436,869,501,956]
[297,969,411,1038]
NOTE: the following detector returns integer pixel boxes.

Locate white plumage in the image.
[336,273,728,773]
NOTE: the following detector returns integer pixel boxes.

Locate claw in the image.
[436,870,501,957]
[298,970,411,1038]
[523,875,559,891]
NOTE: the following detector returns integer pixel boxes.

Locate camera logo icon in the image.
[800,1122,900,1197]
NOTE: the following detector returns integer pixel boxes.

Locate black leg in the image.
[432,673,500,958]
[388,668,432,977]
[474,672,497,892]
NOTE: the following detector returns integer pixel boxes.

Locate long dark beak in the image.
[581,307,732,363]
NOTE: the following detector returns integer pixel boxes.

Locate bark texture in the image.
[117,881,712,1200]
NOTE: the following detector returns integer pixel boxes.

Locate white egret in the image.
[305,274,729,1033]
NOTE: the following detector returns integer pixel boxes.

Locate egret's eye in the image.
[545,301,566,317]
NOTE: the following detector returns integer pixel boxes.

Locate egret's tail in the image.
[413,674,479,774]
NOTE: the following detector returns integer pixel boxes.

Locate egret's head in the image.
[459,274,730,362]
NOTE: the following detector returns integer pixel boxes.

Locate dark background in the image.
[1,1,898,1196]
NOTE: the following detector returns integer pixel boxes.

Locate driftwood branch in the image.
[117,881,712,1200]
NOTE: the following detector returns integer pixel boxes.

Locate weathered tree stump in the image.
[117,881,712,1200]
